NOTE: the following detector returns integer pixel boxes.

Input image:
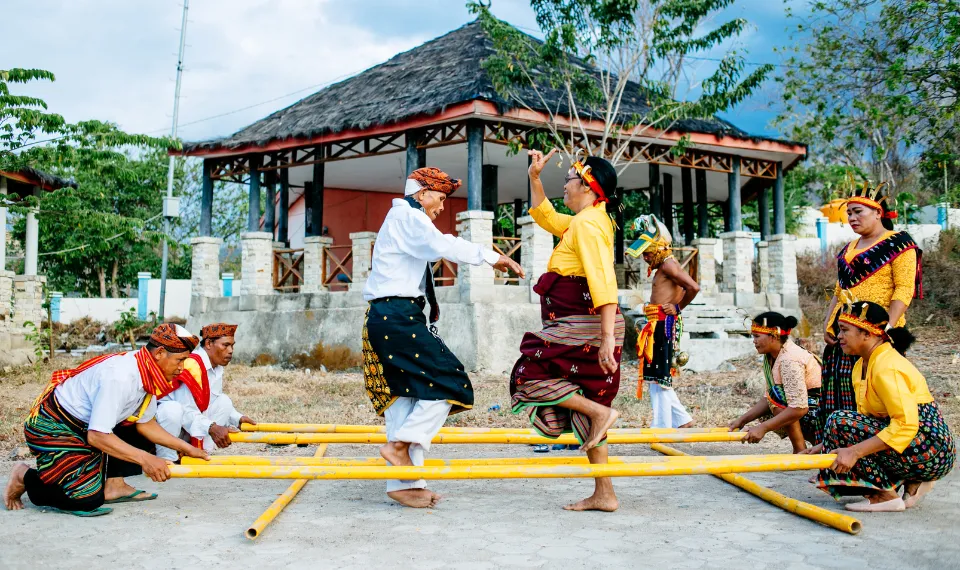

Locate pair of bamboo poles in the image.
[169,423,861,538]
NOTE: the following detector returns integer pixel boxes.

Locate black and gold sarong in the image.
[362,296,473,416]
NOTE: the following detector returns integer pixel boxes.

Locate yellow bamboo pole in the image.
[228,431,746,445]
[650,444,861,535]
[169,453,836,480]
[241,422,730,435]
[185,455,670,467]
[245,444,328,540]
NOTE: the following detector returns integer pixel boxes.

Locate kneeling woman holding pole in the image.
[729,312,821,453]
[805,301,955,512]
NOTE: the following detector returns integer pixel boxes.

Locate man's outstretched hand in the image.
[492,255,525,279]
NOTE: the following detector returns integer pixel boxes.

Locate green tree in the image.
[775,0,960,198]
[469,0,773,170]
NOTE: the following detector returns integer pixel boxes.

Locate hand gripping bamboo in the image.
[169,453,836,480]
[245,444,328,540]
[650,444,861,535]
[228,431,747,445]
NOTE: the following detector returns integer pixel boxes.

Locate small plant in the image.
[22,321,48,363]
[290,342,362,371]
[112,308,156,350]
[251,353,278,367]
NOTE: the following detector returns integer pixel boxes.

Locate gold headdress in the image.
[844,173,897,219]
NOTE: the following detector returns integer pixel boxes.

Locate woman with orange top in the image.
[819,180,922,436]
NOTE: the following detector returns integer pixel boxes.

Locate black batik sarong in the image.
[362,296,473,416]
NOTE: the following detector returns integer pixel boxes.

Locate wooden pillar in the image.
[406,130,425,176]
[722,201,731,232]
[526,154,532,205]
[278,168,290,244]
[312,161,325,237]
[649,162,661,219]
[23,186,39,276]
[759,184,771,240]
[201,158,214,236]
[614,188,625,262]
[728,156,742,232]
[696,168,709,238]
[773,162,786,234]
[264,171,277,239]
[245,156,259,233]
[303,181,314,237]
[662,173,674,238]
[681,167,695,245]
[482,164,498,212]
[467,121,483,210]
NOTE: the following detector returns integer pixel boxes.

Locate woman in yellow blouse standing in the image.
[806,301,954,512]
[510,148,625,512]
[820,180,922,434]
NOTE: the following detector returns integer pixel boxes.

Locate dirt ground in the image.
[1,328,959,568]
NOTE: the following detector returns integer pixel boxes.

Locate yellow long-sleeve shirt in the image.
[529,200,618,308]
[851,342,934,453]
[829,231,917,332]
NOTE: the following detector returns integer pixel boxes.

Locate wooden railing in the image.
[492,236,522,285]
[624,246,699,288]
[431,259,457,287]
[273,248,305,292]
[322,245,353,291]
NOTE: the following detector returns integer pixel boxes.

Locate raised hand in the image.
[527,148,558,180]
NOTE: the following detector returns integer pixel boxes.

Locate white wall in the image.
[58,279,241,324]
[60,298,136,324]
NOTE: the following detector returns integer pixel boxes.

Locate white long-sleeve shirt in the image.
[54,352,157,433]
[362,198,499,301]
[159,346,242,437]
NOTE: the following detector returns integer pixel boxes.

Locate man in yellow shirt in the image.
[510,149,625,512]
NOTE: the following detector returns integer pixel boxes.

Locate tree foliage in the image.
[775,0,960,199]
[469,0,773,171]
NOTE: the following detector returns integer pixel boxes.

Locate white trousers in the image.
[383,397,452,492]
[648,383,693,429]
[154,396,237,461]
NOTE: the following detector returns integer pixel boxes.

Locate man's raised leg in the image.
[384,398,450,508]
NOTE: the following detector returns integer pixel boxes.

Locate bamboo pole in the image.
[228,431,746,445]
[240,423,730,435]
[245,444,328,540]
[186,455,672,467]
[650,444,861,535]
[169,453,835,480]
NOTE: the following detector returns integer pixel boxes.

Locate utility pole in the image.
[158,0,189,322]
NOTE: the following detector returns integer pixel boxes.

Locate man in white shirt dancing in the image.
[362,166,524,508]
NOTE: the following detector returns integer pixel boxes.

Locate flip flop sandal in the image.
[104,490,158,504]
[532,444,550,453]
[41,506,113,517]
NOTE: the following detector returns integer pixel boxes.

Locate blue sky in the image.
[3,0,802,144]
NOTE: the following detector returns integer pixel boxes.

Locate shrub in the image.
[290,342,362,371]
[251,353,278,367]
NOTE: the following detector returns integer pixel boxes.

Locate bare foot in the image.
[380,442,413,467]
[387,489,439,508]
[563,492,619,512]
[678,420,695,428]
[5,463,29,511]
[581,408,619,451]
[104,477,137,502]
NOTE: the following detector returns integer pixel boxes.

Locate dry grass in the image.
[3,328,957,455]
[290,342,362,372]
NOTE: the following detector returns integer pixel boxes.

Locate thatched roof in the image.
[184,19,798,153]
[0,166,78,193]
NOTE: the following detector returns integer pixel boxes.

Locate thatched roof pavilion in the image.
[178,19,805,255]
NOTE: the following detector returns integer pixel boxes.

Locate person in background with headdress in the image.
[820,177,922,438]
[627,214,700,429]
[155,323,256,462]
[804,301,954,512]
[5,324,210,516]
[362,166,523,509]
[729,312,821,453]
[510,148,625,512]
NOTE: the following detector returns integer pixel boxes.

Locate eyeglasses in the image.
[564,175,581,183]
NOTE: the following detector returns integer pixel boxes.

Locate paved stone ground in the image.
[2,442,959,569]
